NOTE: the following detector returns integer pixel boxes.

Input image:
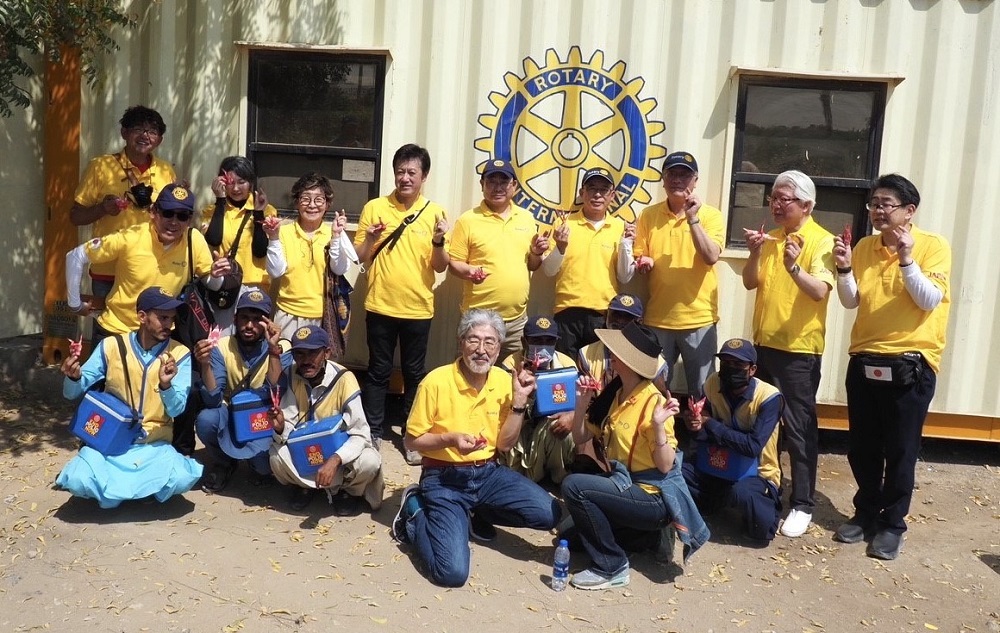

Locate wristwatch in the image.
[789,264,801,276]
[511,405,528,414]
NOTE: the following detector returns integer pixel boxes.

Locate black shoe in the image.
[866,530,903,560]
[250,472,277,487]
[289,487,318,511]
[200,462,237,494]
[331,491,363,517]
[833,516,873,544]
[469,512,497,542]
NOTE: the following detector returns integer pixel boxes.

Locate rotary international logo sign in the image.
[475,47,666,224]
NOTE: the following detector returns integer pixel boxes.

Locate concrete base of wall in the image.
[0,334,63,397]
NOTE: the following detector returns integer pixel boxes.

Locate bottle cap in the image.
[558,539,568,546]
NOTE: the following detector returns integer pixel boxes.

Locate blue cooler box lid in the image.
[534,367,578,415]
[287,415,349,475]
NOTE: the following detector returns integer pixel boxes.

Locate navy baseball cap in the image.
[137,286,183,313]
[235,289,272,315]
[662,151,699,174]
[524,315,559,339]
[608,293,643,318]
[156,183,196,212]
[716,338,757,364]
[481,159,515,179]
[582,167,615,186]
[290,325,330,350]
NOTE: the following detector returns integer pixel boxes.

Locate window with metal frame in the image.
[247,50,386,224]
[727,76,887,248]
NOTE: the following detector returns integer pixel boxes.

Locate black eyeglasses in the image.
[158,209,192,222]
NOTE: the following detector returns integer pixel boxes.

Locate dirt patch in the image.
[2,385,999,632]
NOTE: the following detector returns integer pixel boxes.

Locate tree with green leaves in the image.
[0,0,134,118]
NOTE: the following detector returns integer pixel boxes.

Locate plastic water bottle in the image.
[551,539,570,591]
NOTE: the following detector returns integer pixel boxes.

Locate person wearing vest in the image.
[195,290,290,493]
[499,315,577,486]
[682,339,785,543]
[561,322,709,591]
[55,286,202,508]
[266,325,383,516]
[577,293,645,390]
[391,309,560,588]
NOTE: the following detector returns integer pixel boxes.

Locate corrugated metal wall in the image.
[62,0,999,415]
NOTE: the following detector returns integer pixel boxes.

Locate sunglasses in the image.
[158,208,192,222]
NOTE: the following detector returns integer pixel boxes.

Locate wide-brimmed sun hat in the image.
[595,322,665,379]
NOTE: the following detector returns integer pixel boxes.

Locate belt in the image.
[421,457,495,469]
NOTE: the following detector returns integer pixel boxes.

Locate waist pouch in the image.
[853,352,924,387]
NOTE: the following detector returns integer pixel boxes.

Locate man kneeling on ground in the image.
[392,308,560,587]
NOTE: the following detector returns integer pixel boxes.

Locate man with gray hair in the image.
[741,170,835,539]
[391,308,561,587]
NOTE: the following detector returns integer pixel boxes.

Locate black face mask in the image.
[719,365,751,393]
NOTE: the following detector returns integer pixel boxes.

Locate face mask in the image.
[719,364,751,393]
[525,344,556,368]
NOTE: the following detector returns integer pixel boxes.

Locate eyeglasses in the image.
[584,185,614,197]
[297,195,328,207]
[463,336,499,351]
[158,209,192,222]
[766,195,801,207]
[865,201,905,212]
[128,127,161,138]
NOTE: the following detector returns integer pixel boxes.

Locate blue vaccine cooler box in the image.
[288,414,350,476]
[230,389,273,443]
[534,367,578,415]
[696,443,759,482]
[70,391,146,456]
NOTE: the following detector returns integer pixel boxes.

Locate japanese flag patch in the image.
[863,363,893,382]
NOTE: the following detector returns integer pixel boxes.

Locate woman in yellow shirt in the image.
[561,322,708,590]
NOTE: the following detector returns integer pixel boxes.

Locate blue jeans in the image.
[561,472,670,576]
[408,462,559,587]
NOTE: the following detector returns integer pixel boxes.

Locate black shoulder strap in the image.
[227,210,253,260]
[290,364,347,424]
[229,346,271,395]
[114,334,139,420]
[186,228,195,282]
[371,200,431,260]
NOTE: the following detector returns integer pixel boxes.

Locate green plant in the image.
[0,0,135,117]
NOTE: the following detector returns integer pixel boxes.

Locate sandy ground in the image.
[2,382,1000,633]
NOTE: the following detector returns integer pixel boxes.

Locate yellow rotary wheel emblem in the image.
[475,47,666,224]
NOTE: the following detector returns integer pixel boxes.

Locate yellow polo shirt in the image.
[585,380,677,474]
[86,222,214,334]
[552,212,626,313]
[74,151,176,277]
[354,193,445,319]
[751,217,835,354]
[199,194,277,289]
[449,202,537,320]
[633,201,724,329]
[273,222,333,319]
[406,360,512,463]
[848,226,951,373]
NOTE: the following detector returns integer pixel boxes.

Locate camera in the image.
[128,183,154,208]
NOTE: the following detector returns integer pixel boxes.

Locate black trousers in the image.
[755,347,822,513]
[845,355,936,534]
[554,307,605,360]
[362,311,432,441]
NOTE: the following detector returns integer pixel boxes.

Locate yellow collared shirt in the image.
[274,221,333,319]
[449,202,537,320]
[633,201,724,329]
[751,217,835,354]
[552,212,626,313]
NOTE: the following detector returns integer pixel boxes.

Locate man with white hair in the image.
[741,170,835,539]
[391,308,561,587]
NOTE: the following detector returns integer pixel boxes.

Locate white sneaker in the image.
[780,509,812,538]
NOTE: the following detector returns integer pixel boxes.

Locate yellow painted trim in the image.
[818,404,1000,442]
